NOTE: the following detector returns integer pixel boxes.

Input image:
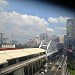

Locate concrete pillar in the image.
[28,66,29,75]
[37,61,39,70]
[40,59,41,68]
[32,64,33,75]
[16,58,19,63]
[14,67,24,75]
[35,62,36,72]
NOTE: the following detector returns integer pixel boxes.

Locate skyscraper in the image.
[67,19,75,39]
[40,33,48,42]
[66,19,75,48]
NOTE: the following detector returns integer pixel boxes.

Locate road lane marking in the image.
[54,66,59,75]
[51,66,55,71]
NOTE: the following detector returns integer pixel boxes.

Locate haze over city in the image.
[0,0,73,43]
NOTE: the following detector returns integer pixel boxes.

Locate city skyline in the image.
[0,0,74,43]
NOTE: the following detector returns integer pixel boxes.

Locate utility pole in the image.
[0,33,3,47]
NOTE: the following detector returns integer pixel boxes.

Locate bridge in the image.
[39,39,68,75]
[39,39,58,57]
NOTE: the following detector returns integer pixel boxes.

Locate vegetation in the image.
[67,54,75,75]
[68,69,75,75]
[67,61,75,70]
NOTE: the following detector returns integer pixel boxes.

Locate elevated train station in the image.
[0,48,47,75]
[0,39,59,75]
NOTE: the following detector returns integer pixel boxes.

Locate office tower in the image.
[66,19,75,49]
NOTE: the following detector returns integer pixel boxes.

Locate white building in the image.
[59,35,64,43]
[2,44,15,48]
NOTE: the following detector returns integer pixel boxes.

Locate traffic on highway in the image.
[37,50,66,75]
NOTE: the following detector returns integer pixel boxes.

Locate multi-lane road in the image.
[45,56,67,75]
[38,54,67,75]
[45,58,62,75]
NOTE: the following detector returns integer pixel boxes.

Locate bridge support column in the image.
[14,67,24,75]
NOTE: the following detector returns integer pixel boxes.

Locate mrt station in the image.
[0,48,47,75]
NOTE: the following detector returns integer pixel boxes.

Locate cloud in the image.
[0,11,54,42]
[48,17,58,23]
[48,16,70,23]
[57,27,66,30]
[0,0,7,10]
[47,28,54,32]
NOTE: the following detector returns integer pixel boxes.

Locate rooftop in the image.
[0,48,46,64]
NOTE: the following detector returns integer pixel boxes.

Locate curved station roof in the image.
[0,48,46,64]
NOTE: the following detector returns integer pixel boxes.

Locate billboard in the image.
[67,48,73,53]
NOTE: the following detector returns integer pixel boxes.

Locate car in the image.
[44,69,48,72]
[59,63,62,69]
[44,63,48,67]
[39,69,45,75]
[39,69,44,74]
[62,55,64,58]
[49,62,52,65]
[59,65,61,69]
[40,72,44,75]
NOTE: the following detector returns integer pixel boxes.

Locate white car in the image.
[39,69,44,75]
[49,62,52,65]
[44,69,48,72]
[41,72,44,75]
[44,63,48,67]
[62,55,64,58]
[59,65,61,69]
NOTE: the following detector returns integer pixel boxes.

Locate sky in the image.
[0,0,74,43]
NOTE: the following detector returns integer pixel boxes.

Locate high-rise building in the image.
[67,19,75,39]
[58,35,64,43]
[66,19,75,49]
[40,33,48,42]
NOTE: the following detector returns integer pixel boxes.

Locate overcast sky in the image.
[0,0,73,43]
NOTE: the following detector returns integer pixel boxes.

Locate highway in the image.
[45,59,62,75]
[38,53,67,75]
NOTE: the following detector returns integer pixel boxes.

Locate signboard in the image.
[67,49,73,53]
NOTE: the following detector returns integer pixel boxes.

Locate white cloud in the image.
[48,17,58,23]
[0,0,7,10]
[0,11,54,42]
[48,16,70,23]
[47,28,54,32]
[57,27,66,30]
